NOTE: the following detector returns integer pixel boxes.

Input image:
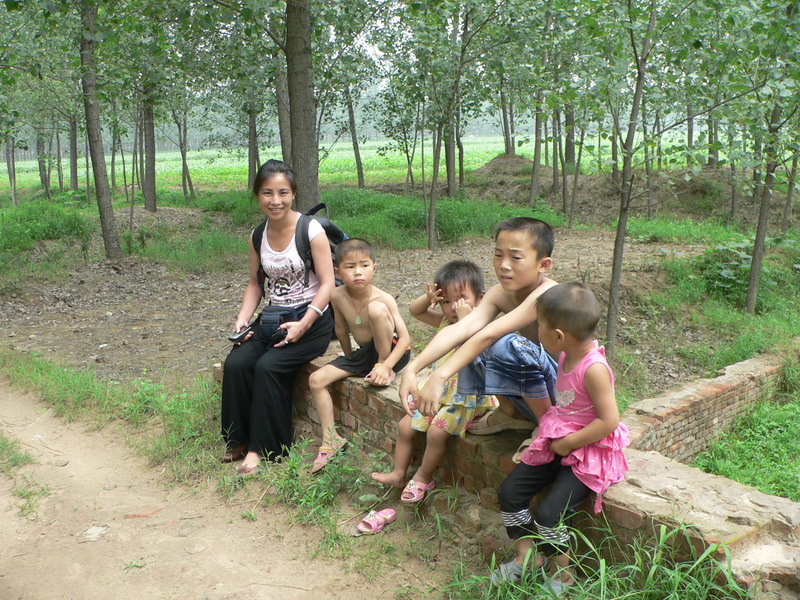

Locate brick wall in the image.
[623,355,781,463]
[290,349,800,593]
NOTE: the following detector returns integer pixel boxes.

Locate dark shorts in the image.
[329,335,410,377]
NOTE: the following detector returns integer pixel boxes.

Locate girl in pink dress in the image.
[491,282,629,596]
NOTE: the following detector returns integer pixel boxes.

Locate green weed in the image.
[445,523,747,599]
[0,431,34,476]
[693,394,800,501]
[14,475,50,519]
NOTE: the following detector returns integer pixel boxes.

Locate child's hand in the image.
[399,370,419,417]
[426,283,444,308]
[365,363,394,386]
[550,436,573,457]
[416,373,444,417]
[453,298,473,321]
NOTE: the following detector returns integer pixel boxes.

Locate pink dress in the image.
[521,344,629,513]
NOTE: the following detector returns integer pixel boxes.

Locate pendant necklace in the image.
[348,291,371,325]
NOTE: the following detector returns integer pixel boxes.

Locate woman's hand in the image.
[275,319,308,346]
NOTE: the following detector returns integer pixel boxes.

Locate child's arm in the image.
[331,295,353,355]
[413,282,554,417]
[409,285,445,328]
[365,296,411,385]
[399,288,500,416]
[550,363,620,457]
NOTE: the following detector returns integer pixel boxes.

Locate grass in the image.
[445,523,747,599]
[692,393,800,501]
[0,431,34,476]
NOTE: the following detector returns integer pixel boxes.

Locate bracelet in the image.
[309,304,324,317]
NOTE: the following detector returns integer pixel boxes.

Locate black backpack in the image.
[252,202,347,297]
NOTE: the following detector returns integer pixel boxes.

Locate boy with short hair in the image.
[308,238,411,473]
[399,217,558,434]
[371,260,498,502]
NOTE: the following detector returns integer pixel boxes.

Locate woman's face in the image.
[257,173,295,221]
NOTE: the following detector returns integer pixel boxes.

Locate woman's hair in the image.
[495,217,554,261]
[251,159,297,198]
[434,260,485,297]
[536,281,601,341]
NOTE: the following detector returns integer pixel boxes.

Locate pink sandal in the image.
[311,439,347,474]
[355,508,397,536]
[400,479,436,504]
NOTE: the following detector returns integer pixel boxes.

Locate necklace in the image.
[347,291,371,325]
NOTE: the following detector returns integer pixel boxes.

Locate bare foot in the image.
[371,471,406,488]
[236,450,263,475]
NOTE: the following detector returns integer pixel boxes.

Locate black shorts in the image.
[329,335,410,377]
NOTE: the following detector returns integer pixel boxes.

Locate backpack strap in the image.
[252,220,268,298]
[294,214,314,287]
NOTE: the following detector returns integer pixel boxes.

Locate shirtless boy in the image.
[399,217,558,433]
[308,238,411,473]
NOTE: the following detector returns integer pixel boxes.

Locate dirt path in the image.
[0,379,437,600]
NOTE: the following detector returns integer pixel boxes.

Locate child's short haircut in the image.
[495,217,554,261]
[536,281,601,341]
[433,260,484,297]
[334,238,375,265]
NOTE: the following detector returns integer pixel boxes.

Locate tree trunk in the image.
[85,135,91,204]
[110,125,117,192]
[686,100,694,167]
[564,105,575,165]
[606,4,656,357]
[552,111,559,196]
[500,87,513,155]
[746,105,782,314]
[751,136,763,205]
[444,117,457,197]
[568,127,585,228]
[456,105,465,187]
[529,104,543,204]
[642,96,653,218]
[275,56,292,164]
[80,0,121,259]
[345,89,365,188]
[69,114,79,191]
[427,123,444,251]
[707,114,718,167]
[121,138,129,205]
[5,136,18,207]
[55,125,64,193]
[654,110,663,171]
[142,86,157,212]
[131,120,139,199]
[285,0,320,212]
[36,129,52,199]
[781,152,798,233]
[247,98,260,189]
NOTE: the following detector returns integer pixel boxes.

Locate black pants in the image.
[221,310,333,460]
[498,457,591,555]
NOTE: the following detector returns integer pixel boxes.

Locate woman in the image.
[221,159,335,475]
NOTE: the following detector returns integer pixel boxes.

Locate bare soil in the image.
[0,157,763,599]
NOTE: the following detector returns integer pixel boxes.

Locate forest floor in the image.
[0,156,773,599]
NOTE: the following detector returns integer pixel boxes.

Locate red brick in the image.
[367,393,385,412]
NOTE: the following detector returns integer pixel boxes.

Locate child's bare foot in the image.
[371,471,406,488]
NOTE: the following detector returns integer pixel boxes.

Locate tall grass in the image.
[445,524,747,599]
